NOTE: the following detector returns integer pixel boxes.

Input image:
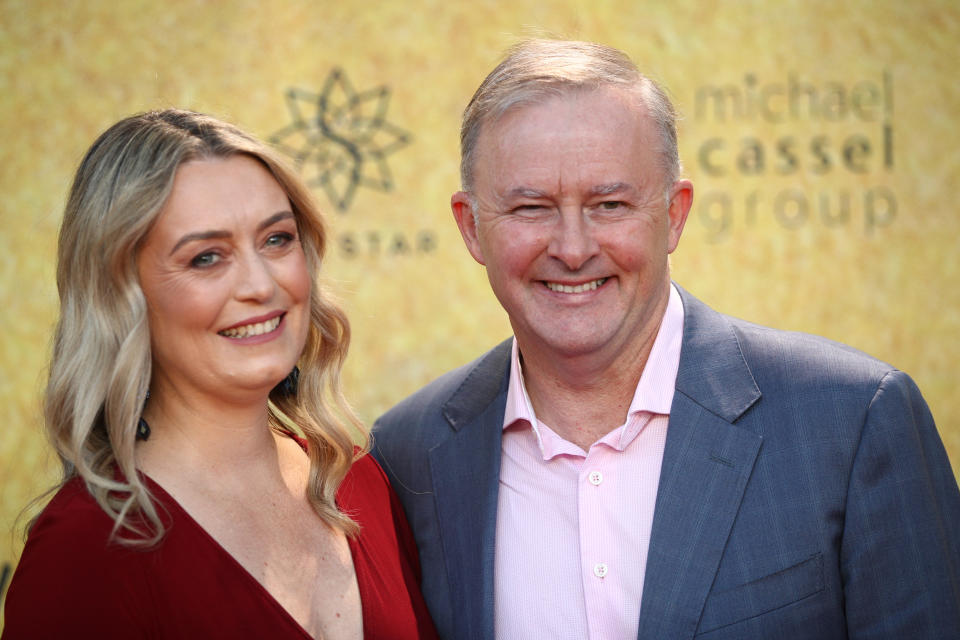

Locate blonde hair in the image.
[45,109,364,545]
[460,38,681,193]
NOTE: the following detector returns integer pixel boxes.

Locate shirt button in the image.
[588,471,603,485]
[593,563,608,578]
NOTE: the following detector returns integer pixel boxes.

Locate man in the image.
[372,39,960,639]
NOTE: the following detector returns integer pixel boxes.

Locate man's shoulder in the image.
[375,338,512,432]
[726,314,896,387]
[371,339,511,485]
[681,287,896,388]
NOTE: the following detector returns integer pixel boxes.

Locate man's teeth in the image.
[545,278,607,294]
[219,316,281,338]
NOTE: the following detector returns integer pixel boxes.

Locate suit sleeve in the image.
[841,369,960,638]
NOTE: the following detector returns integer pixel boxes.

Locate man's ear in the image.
[451,191,487,265]
[666,179,693,254]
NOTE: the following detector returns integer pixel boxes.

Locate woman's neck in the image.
[135,383,287,488]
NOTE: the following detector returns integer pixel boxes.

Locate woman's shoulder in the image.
[25,477,118,547]
[338,452,440,638]
[26,475,169,548]
[13,476,162,578]
[337,450,416,565]
[337,450,391,513]
[3,478,154,636]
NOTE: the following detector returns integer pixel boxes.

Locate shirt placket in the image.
[579,444,613,639]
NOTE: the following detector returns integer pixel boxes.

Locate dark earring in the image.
[274,366,300,398]
[136,417,151,441]
[136,389,151,442]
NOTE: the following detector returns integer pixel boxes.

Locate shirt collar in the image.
[503,283,685,453]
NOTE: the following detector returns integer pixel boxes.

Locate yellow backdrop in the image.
[2,0,958,621]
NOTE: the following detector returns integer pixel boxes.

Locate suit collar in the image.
[637,285,764,638]
[432,339,511,640]
[675,284,761,421]
[442,339,512,431]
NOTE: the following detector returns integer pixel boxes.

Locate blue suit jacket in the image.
[372,287,960,639]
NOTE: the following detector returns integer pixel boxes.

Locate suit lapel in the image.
[429,340,511,640]
[637,289,763,639]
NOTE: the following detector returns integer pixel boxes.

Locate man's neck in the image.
[518,327,660,451]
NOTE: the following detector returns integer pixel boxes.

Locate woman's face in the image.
[137,155,311,405]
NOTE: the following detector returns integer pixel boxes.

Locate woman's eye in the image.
[265,232,294,247]
[190,252,220,268]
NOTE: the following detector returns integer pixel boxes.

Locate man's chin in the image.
[519,331,617,361]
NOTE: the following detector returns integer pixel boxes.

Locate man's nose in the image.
[546,208,599,270]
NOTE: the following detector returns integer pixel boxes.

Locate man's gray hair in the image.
[460,39,681,195]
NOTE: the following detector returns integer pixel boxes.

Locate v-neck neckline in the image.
[141,472,357,640]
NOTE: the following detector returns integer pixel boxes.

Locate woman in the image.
[2,109,437,639]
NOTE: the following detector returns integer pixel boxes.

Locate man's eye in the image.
[190,252,220,268]
[512,204,549,215]
[599,201,624,210]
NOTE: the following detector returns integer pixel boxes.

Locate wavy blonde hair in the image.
[45,109,365,545]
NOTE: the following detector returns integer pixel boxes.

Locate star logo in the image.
[270,69,412,212]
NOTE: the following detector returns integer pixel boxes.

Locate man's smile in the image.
[543,277,608,294]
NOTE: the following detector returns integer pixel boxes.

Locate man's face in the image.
[452,87,692,365]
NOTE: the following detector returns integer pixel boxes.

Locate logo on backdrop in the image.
[270,69,412,213]
[691,70,896,241]
[271,69,434,259]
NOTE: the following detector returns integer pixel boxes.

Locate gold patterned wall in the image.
[2,0,958,619]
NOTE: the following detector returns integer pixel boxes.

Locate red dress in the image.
[2,453,438,639]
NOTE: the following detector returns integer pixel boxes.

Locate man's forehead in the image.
[473,89,657,165]
[485,84,649,133]
[465,84,666,202]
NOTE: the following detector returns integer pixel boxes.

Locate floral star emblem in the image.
[270,69,412,212]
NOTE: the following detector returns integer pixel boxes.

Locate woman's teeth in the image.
[218,316,281,338]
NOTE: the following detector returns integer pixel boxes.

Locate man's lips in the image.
[543,277,609,294]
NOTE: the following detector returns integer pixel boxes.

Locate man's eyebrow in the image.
[169,210,295,256]
[502,184,635,199]
[504,187,550,199]
[589,182,634,197]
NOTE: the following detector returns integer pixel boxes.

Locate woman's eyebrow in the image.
[169,229,231,255]
[168,210,294,255]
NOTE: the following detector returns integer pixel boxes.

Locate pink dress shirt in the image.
[494,284,684,640]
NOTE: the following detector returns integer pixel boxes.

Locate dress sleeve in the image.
[2,483,151,639]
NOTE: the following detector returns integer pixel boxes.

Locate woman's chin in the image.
[211,370,296,401]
